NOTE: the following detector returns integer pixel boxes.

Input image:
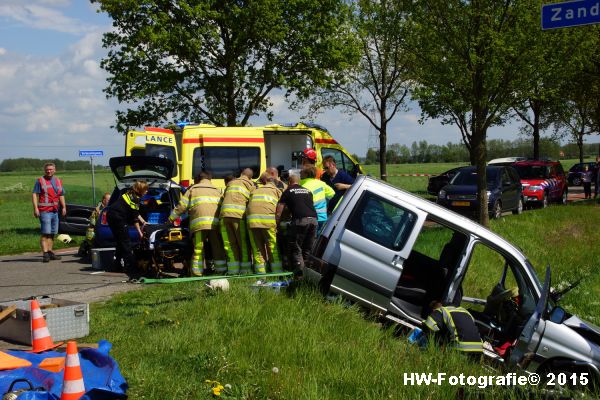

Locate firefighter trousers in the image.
[248,227,282,274]
[192,229,227,276]
[220,217,251,274]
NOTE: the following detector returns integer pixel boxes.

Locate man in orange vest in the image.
[32,163,67,263]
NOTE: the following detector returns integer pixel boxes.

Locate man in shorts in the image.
[32,163,67,262]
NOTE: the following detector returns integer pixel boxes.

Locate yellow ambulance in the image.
[125,122,363,188]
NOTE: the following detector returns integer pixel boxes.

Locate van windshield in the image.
[193,147,260,179]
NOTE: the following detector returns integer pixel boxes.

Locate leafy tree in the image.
[93,0,356,131]
[509,10,578,161]
[365,148,379,165]
[410,0,536,226]
[306,0,414,181]
[549,27,600,163]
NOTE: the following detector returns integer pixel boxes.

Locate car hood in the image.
[109,156,174,184]
[564,315,600,343]
[520,179,548,186]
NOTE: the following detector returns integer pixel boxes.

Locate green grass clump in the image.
[90,282,510,399]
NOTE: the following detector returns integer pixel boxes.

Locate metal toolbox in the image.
[0,298,89,345]
[91,247,116,270]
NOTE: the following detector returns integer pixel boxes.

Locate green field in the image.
[2,162,599,399]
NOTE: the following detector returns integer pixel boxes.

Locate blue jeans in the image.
[40,211,59,235]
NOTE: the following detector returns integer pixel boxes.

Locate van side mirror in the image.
[549,306,566,324]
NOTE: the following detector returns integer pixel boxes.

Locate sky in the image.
[0,0,529,164]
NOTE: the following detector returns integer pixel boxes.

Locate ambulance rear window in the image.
[193,147,260,179]
[146,144,178,177]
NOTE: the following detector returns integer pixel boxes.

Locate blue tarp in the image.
[0,340,127,399]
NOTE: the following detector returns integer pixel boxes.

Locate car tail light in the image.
[100,211,108,225]
[313,235,329,259]
[173,217,181,227]
[180,180,190,188]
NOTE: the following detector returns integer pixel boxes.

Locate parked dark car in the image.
[437,165,523,219]
[567,162,598,186]
[426,167,462,196]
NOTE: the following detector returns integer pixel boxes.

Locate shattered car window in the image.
[346,192,416,250]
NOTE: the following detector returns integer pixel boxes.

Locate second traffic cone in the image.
[61,341,85,400]
[30,299,62,352]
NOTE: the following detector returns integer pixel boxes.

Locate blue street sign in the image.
[542,0,600,30]
[79,150,104,157]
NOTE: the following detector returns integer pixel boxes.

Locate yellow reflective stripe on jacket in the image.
[227,185,251,198]
[190,216,219,230]
[122,193,139,210]
[190,196,221,207]
[221,204,246,215]
[455,342,484,352]
[424,316,439,332]
[300,178,334,222]
[250,194,279,205]
[246,214,276,225]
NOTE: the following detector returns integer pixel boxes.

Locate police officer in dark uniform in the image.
[275,172,317,278]
[107,181,148,276]
[424,301,483,356]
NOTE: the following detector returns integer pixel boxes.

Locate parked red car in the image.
[513,160,567,208]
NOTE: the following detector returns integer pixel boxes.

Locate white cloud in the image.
[67,123,92,133]
[25,105,62,132]
[0,48,6,56]
[5,102,33,114]
[0,2,93,34]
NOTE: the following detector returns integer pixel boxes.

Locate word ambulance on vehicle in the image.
[125,122,363,188]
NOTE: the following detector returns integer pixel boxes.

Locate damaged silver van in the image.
[305,175,600,383]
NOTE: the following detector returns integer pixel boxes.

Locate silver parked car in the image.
[305,175,600,383]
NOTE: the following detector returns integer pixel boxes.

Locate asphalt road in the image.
[0,249,142,304]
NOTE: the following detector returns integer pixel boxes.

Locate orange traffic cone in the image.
[61,341,86,400]
[30,299,62,352]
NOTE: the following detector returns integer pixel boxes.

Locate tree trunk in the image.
[379,126,387,181]
[472,130,489,227]
[578,131,584,163]
[532,100,541,160]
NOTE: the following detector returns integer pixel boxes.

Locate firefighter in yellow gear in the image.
[169,171,226,276]
[220,168,255,274]
[247,173,283,274]
[424,301,483,355]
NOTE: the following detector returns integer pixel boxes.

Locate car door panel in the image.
[328,189,426,311]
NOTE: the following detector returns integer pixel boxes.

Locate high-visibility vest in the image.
[300,178,334,222]
[424,306,483,353]
[170,179,222,233]
[246,183,281,228]
[220,176,255,219]
[122,192,139,210]
[36,177,63,212]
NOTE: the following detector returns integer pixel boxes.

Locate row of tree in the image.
[364,139,599,165]
[0,158,96,172]
[94,0,600,225]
